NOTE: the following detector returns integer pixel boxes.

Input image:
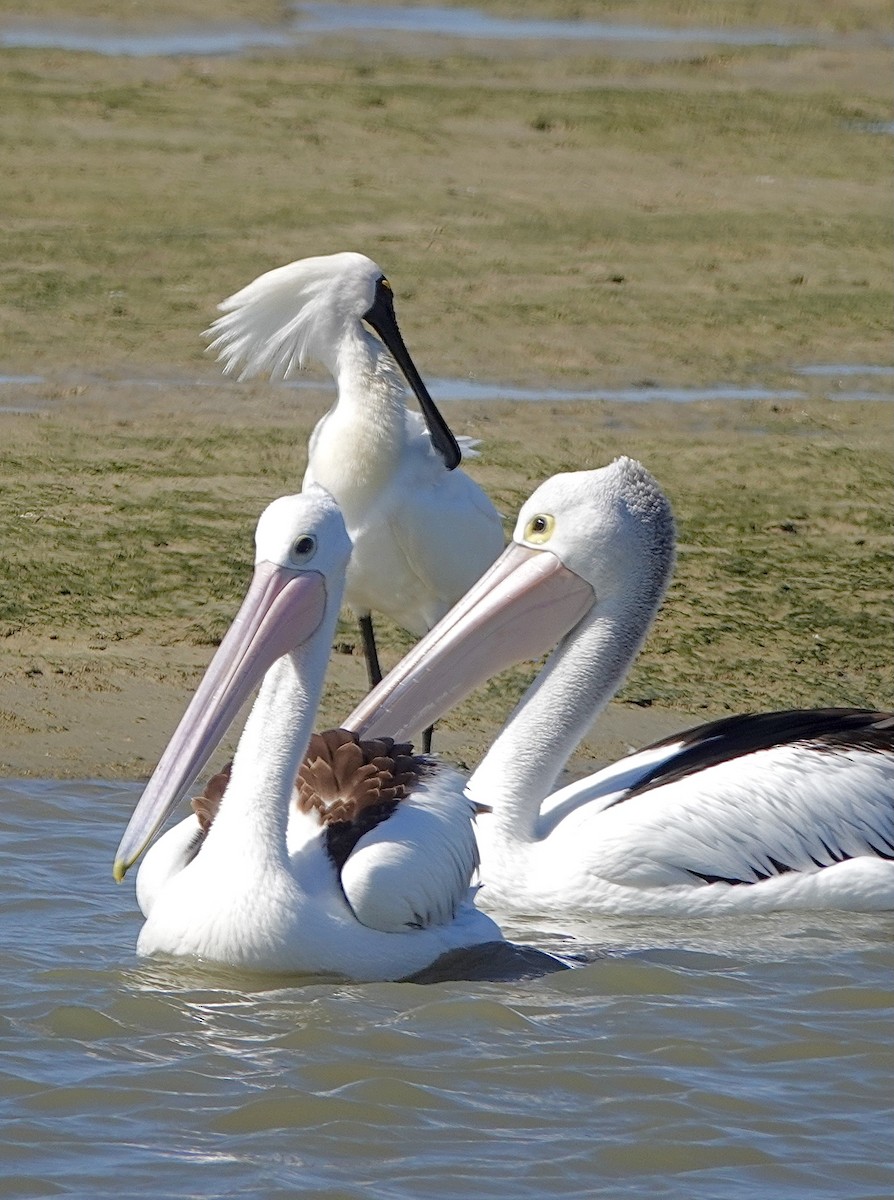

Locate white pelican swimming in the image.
[113,486,505,980]
[344,458,894,916]
[203,252,505,730]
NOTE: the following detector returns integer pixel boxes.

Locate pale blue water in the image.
[1,368,892,413]
[2,778,893,1197]
[1,3,883,59]
[294,4,814,47]
[0,23,290,58]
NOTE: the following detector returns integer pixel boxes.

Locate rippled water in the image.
[2,779,893,1197]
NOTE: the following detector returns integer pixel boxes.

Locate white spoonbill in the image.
[113,486,505,980]
[344,458,894,916]
[203,252,505,720]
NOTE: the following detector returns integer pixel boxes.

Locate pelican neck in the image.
[201,631,333,874]
[468,598,653,842]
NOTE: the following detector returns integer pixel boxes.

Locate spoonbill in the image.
[113,486,506,980]
[203,252,505,741]
[344,458,894,916]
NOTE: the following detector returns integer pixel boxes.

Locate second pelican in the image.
[345,459,894,916]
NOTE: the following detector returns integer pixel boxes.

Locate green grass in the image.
[0,31,889,383]
[2,394,889,719]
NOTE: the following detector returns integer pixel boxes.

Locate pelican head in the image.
[513,456,676,616]
[345,457,676,742]
[113,484,352,880]
[205,251,461,468]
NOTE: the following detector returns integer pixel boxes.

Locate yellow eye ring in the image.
[524,513,555,544]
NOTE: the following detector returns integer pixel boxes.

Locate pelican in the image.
[203,252,505,740]
[344,458,894,916]
[113,486,505,980]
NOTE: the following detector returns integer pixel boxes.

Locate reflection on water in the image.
[0,3,881,58]
[1,778,893,1198]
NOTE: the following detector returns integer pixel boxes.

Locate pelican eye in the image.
[524,513,555,544]
[290,534,317,564]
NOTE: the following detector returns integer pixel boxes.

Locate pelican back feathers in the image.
[298,729,480,933]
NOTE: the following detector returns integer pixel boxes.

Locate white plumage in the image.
[345,458,894,915]
[113,487,502,980]
[204,252,504,698]
[339,770,479,932]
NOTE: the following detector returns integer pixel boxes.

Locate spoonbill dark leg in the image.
[359,612,383,687]
[359,612,434,751]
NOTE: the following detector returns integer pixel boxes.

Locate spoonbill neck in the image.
[335,329,408,422]
[468,598,651,841]
[307,334,408,495]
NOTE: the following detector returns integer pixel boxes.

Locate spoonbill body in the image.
[204,252,504,705]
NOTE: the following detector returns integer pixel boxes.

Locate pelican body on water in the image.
[346,458,894,916]
[204,252,505,705]
[113,488,504,981]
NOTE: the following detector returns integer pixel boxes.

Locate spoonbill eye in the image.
[379,276,393,293]
[290,534,317,564]
[524,513,555,544]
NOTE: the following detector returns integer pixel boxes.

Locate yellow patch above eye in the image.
[380,277,393,292]
[524,513,555,544]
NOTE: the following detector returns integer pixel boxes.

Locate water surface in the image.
[0,3,881,58]
[1,367,892,414]
[295,4,816,47]
[2,778,893,1197]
